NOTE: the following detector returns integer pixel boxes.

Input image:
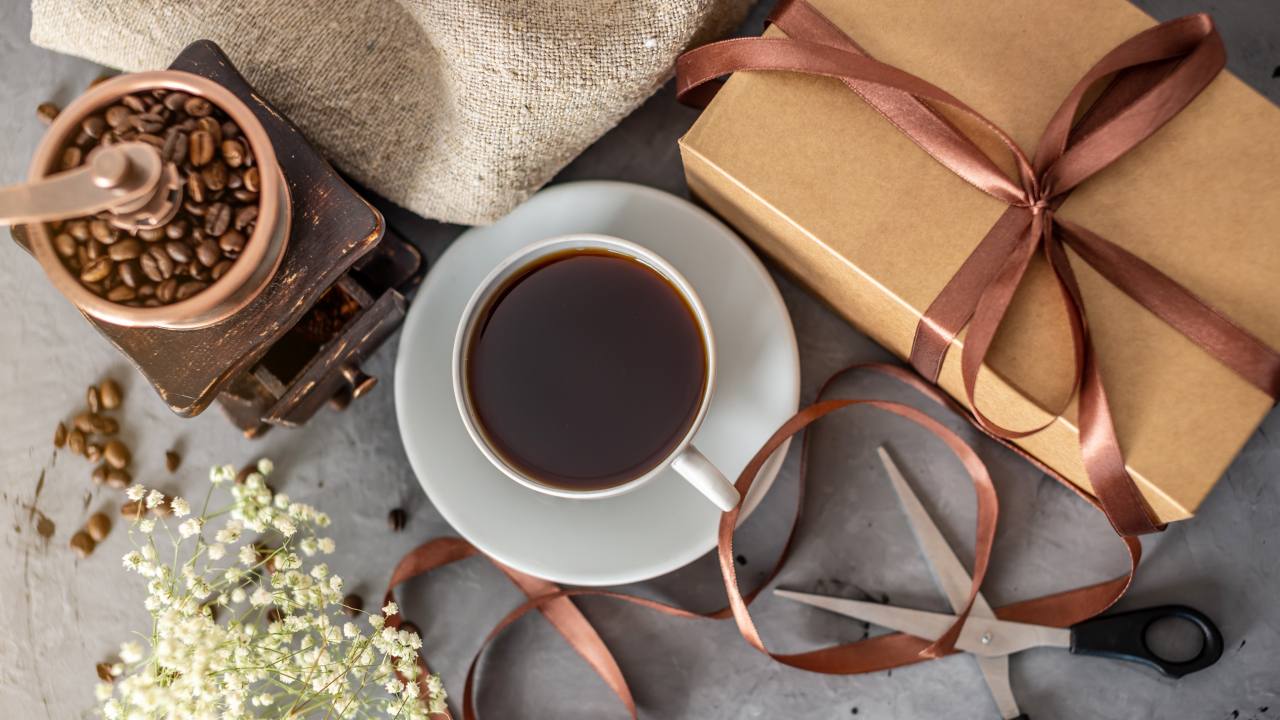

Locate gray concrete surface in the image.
[2,0,1279,718]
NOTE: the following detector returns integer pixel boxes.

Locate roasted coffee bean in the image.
[189,261,210,281]
[85,443,103,462]
[86,385,101,413]
[197,117,222,146]
[74,130,96,148]
[137,226,166,242]
[189,130,215,166]
[55,233,77,258]
[83,280,105,296]
[117,260,141,288]
[136,133,165,148]
[61,146,83,170]
[96,663,118,683]
[184,201,209,217]
[68,429,86,455]
[104,439,130,469]
[107,285,136,302]
[86,239,105,261]
[121,500,144,520]
[121,95,147,113]
[37,102,59,124]
[88,415,118,435]
[54,422,68,448]
[106,469,130,490]
[90,219,119,245]
[388,508,407,532]
[104,105,132,128]
[203,160,228,192]
[221,139,245,168]
[221,120,240,139]
[139,252,163,283]
[88,513,111,542]
[185,171,207,204]
[243,166,260,193]
[81,115,107,139]
[165,219,188,240]
[91,464,108,486]
[162,130,189,165]
[155,278,178,303]
[218,230,246,255]
[240,140,254,167]
[233,205,258,232]
[117,129,138,141]
[165,450,181,473]
[266,607,284,624]
[150,497,172,517]
[68,220,90,241]
[70,531,95,558]
[143,298,162,307]
[205,203,231,236]
[137,283,155,298]
[341,594,364,618]
[164,240,193,263]
[73,412,96,432]
[184,96,212,117]
[176,281,207,301]
[232,189,259,203]
[108,238,143,261]
[101,379,122,409]
[163,91,190,111]
[149,246,175,278]
[196,239,221,267]
[400,621,420,637]
[227,170,244,190]
[81,257,113,282]
[211,259,233,281]
[202,602,219,621]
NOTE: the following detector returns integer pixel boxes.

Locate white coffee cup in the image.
[451,233,742,512]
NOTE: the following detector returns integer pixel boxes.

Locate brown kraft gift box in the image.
[678,0,1280,523]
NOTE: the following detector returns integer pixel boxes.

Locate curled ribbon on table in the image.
[386,364,1142,719]
[384,3,1280,717]
[677,0,1280,537]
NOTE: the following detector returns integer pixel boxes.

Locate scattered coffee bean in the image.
[121,500,145,521]
[68,428,86,455]
[165,450,181,473]
[88,414,119,435]
[100,379,122,409]
[87,513,111,541]
[86,443,104,462]
[37,102,59,124]
[91,464,108,486]
[87,385,101,413]
[107,469,131,490]
[73,412,96,433]
[103,439,130,469]
[388,508,407,532]
[70,531,96,558]
[54,421,67,448]
[341,594,364,618]
[89,74,114,90]
[96,663,117,682]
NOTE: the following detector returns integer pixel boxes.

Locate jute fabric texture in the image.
[30,0,752,224]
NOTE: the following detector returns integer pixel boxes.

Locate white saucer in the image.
[394,181,800,586]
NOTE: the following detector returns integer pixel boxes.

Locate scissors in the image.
[775,446,1223,720]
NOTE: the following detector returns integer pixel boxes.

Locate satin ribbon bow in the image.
[676,0,1280,537]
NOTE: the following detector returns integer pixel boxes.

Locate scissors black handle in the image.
[1068,605,1223,678]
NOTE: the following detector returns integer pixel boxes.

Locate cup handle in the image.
[671,444,741,512]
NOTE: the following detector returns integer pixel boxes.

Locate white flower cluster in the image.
[101,459,444,720]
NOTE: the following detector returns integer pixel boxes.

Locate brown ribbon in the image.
[675,0,1280,537]
[386,363,1142,719]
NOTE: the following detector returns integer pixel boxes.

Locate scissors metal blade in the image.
[774,589,1071,657]
[878,446,1022,719]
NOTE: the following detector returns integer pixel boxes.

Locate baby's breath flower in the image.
[250,587,271,606]
[368,614,384,630]
[310,563,328,579]
[171,497,191,517]
[231,588,246,604]
[238,545,257,567]
[257,458,273,475]
[316,512,331,528]
[103,699,121,719]
[329,575,344,592]
[94,683,113,702]
[119,641,143,664]
[144,489,165,509]
[273,493,290,510]
[178,518,202,538]
[122,551,142,569]
[382,602,399,617]
[138,519,155,533]
[300,537,318,556]
[208,543,226,560]
[343,622,359,639]
[210,463,236,484]
[125,485,145,502]
[319,537,335,553]
[274,517,297,537]
[384,679,404,695]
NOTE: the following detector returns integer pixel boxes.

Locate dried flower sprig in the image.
[98,459,445,720]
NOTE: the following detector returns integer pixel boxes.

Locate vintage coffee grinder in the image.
[3,41,422,437]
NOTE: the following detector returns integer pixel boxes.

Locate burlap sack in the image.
[30,0,751,225]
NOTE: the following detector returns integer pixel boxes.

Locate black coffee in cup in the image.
[465,249,707,491]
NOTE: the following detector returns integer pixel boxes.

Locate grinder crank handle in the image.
[1069,605,1223,678]
[0,143,165,225]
